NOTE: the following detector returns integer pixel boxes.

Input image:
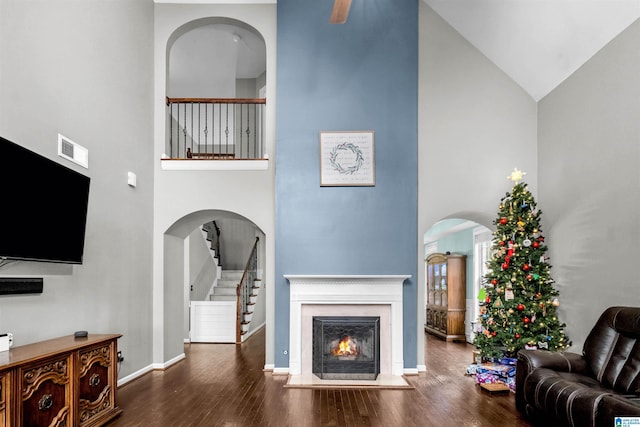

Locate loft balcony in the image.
[162,97,268,171]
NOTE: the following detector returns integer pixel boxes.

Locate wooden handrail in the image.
[166,97,266,105]
[235,236,260,344]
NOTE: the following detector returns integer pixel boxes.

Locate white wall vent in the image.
[57,134,88,169]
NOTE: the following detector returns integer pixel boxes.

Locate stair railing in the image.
[166,97,266,160]
[235,236,260,343]
[202,220,222,267]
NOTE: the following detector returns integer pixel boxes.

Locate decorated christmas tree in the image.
[474,169,570,359]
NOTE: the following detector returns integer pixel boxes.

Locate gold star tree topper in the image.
[508,168,526,183]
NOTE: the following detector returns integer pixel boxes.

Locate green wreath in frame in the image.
[329,142,364,175]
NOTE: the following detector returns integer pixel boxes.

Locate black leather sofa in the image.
[516,306,640,426]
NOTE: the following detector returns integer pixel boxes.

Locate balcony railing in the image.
[166,97,266,160]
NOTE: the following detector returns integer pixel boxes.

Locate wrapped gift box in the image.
[471,363,517,393]
[498,356,518,366]
[476,362,516,378]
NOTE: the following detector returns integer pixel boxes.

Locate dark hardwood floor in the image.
[108,329,534,426]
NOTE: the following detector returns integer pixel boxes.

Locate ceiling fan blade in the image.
[330,0,352,24]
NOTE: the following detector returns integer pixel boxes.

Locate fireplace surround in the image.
[285,275,410,385]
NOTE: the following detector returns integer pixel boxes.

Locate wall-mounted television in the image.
[0,136,90,264]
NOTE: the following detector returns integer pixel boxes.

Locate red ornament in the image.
[526,274,533,281]
[491,279,498,285]
[523,317,530,324]
[536,292,541,299]
[517,303,525,311]
[532,241,540,248]
[499,218,508,225]
[538,236,545,242]
[502,262,509,270]
[485,295,491,303]
[499,241,506,247]
[515,333,521,339]
[492,331,497,337]
[522,264,531,271]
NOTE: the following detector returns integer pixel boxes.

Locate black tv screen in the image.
[0,136,90,264]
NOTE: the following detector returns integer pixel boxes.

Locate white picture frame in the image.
[319,131,375,186]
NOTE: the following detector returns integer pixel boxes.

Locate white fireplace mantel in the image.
[285,275,410,378]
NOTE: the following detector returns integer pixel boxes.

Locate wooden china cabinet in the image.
[0,334,122,427]
[425,252,467,342]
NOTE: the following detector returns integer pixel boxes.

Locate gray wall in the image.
[189,227,216,302]
[538,19,640,351]
[216,217,258,270]
[417,3,537,366]
[0,0,154,378]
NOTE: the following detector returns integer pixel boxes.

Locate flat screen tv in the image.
[0,136,90,264]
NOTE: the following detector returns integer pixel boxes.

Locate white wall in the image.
[538,19,640,352]
[153,3,276,365]
[417,3,538,367]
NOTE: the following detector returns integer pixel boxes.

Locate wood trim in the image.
[166,97,266,105]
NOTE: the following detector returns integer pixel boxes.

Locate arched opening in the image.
[166,18,267,160]
[423,215,494,344]
[164,210,266,352]
[168,19,266,97]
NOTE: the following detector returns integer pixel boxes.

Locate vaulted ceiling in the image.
[423,0,640,101]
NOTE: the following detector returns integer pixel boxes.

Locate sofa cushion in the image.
[583,307,640,394]
[524,368,610,426]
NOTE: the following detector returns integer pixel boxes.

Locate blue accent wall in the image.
[275,0,419,368]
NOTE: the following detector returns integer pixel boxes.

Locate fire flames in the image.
[332,336,358,356]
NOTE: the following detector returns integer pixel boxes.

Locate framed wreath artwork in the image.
[319,131,375,186]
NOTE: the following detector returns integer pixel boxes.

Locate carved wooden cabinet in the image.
[425,253,466,342]
[0,370,9,427]
[0,334,121,427]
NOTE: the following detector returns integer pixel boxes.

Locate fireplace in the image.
[285,275,410,383]
[312,316,380,380]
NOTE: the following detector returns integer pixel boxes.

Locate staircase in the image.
[209,270,242,301]
[240,278,262,340]
[191,222,262,343]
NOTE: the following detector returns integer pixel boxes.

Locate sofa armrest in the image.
[518,349,588,373]
[516,349,588,412]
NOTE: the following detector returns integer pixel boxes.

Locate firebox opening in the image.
[312,316,380,380]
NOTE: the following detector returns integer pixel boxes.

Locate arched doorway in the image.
[164,210,266,350]
[423,217,493,344]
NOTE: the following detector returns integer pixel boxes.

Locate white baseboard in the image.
[272,367,289,375]
[117,364,154,387]
[153,352,186,370]
[416,364,427,372]
[263,363,275,371]
[403,368,419,375]
[117,353,186,388]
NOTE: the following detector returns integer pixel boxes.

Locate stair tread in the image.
[217,281,238,287]
[210,295,236,301]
